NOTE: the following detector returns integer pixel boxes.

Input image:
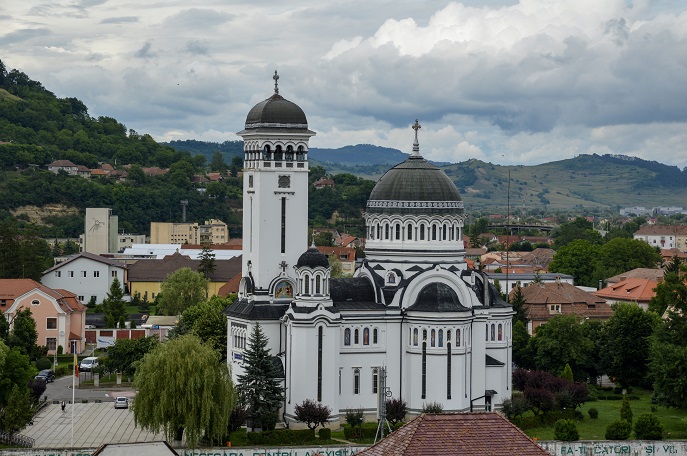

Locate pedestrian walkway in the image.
[23,402,164,448]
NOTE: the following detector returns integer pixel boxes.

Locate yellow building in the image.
[126,252,241,302]
[150,219,228,245]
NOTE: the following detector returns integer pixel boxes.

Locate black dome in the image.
[408,282,468,312]
[367,157,463,215]
[245,93,308,129]
[296,247,329,269]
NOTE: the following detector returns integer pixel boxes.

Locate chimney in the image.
[598,279,603,290]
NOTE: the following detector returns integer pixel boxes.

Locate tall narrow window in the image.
[443,224,447,240]
[420,224,425,240]
[431,329,436,347]
[363,328,370,345]
[438,329,444,347]
[491,324,496,341]
[413,328,418,346]
[354,328,359,345]
[372,368,379,394]
[421,341,427,399]
[395,224,401,240]
[373,328,378,344]
[315,275,321,294]
[447,343,452,399]
[385,223,390,239]
[344,328,351,346]
[456,328,461,347]
[317,327,323,402]
[281,197,286,253]
[407,225,413,240]
[432,225,437,240]
[354,368,360,394]
[498,323,503,341]
[377,225,382,239]
[304,274,310,295]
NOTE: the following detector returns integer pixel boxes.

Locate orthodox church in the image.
[226,73,513,427]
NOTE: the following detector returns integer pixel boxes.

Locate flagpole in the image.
[71,349,76,448]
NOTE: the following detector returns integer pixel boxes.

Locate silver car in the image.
[114,397,128,409]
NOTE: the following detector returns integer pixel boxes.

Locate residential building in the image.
[512,280,612,334]
[0,279,86,354]
[150,219,228,245]
[226,80,512,428]
[486,271,574,295]
[313,177,335,189]
[41,252,128,305]
[47,159,78,175]
[126,251,242,300]
[593,278,658,310]
[605,268,664,285]
[116,234,147,252]
[634,225,687,251]
[316,246,356,274]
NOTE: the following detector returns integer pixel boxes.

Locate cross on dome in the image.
[273,70,280,94]
[412,119,421,157]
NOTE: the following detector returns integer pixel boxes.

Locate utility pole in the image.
[506,169,510,302]
[374,366,392,443]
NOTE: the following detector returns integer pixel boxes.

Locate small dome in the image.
[296,247,329,269]
[244,93,308,128]
[367,157,463,216]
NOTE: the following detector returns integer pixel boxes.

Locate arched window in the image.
[263,144,271,160]
[486,324,489,341]
[432,224,437,240]
[385,223,390,240]
[354,328,359,345]
[395,223,401,240]
[344,328,351,346]
[456,329,461,347]
[377,225,382,239]
[304,274,310,295]
[373,328,378,344]
[363,328,370,345]
[286,145,294,161]
[491,324,496,341]
[353,368,360,394]
[498,323,503,341]
[413,328,418,346]
[420,224,425,240]
[431,329,436,347]
[443,224,447,240]
[315,275,321,294]
[438,329,444,347]
[407,225,413,240]
[275,145,283,160]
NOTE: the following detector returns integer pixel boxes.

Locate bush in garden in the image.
[605,420,632,440]
[554,419,580,441]
[588,408,599,419]
[620,395,633,425]
[294,399,332,430]
[422,402,444,413]
[634,413,663,440]
[385,398,407,425]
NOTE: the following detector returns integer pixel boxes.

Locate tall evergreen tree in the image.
[7,308,37,358]
[237,323,285,431]
[510,285,528,325]
[197,244,216,279]
[102,277,128,328]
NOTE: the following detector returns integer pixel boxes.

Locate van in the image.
[79,357,99,372]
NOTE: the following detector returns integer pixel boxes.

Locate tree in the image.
[156,268,208,316]
[132,334,235,447]
[7,308,37,358]
[103,336,158,379]
[561,364,574,382]
[0,340,33,409]
[209,151,227,174]
[554,419,579,441]
[530,315,593,381]
[197,244,216,279]
[102,277,128,328]
[237,323,285,431]
[512,320,534,369]
[552,217,602,249]
[510,285,528,325]
[549,240,600,287]
[595,238,661,280]
[385,398,408,425]
[649,271,687,316]
[328,254,345,278]
[174,296,229,359]
[600,303,658,388]
[0,313,9,341]
[620,395,633,425]
[294,399,332,430]
[0,384,33,441]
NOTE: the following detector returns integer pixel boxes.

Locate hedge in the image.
[512,409,579,430]
[246,428,315,445]
[319,428,331,440]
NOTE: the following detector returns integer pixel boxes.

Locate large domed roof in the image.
[244,93,308,128]
[296,246,329,269]
[366,121,463,216]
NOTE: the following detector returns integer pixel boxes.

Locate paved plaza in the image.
[23,401,165,448]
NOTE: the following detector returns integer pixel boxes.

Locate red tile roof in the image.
[0,279,86,312]
[635,225,687,236]
[515,282,613,322]
[218,273,242,297]
[358,413,552,456]
[594,278,658,303]
[316,246,356,261]
[605,268,664,284]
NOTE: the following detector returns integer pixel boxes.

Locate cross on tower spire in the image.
[273,70,280,94]
[411,119,421,157]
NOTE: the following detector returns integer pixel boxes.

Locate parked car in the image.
[114,397,128,409]
[35,369,55,383]
[79,357,99,372]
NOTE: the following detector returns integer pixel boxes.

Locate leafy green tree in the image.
[549,239,600,287]
[328,254,345,278]
[554,419,579,441]
[649,271,687,316]
[104,336,159,379]
[209,151,227,174]
[0,384,33,440]
[512,320,534,369]
[552,217,603,249]
[581,319,606,384]
[0,313,9,341]
[385,398,408,425]
[7,308,37,358]
[294,399,332,430]
[156,268,208,316]
[0,341,34,407]
[530,314,592,381]
[237,323,285,431]
[595,238,661,280]
[649,311,687,409]
[197,244,216,279]
[174,296,229,359]
[132,334,235,447]
[102,277,128,328]
[600,303,658,388]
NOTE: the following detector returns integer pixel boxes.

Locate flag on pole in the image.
[74,353,79,378]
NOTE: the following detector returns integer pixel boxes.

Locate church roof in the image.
[296,246,329,268]
[244,93,307,128]
[330,277,376,304]
[223,299,289,320]
[406,282,469,312]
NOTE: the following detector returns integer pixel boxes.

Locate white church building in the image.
[226,74,513,427]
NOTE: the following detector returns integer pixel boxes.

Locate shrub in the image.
[634,413,663,440]
[554,419,580,441]
[344,408,364,429]
[588,408,599,419]
[561,364,574,382]
[54,366,67,377]
[57,345,63,355]
[620,395,633,425]
[422,401,444,413]
[228,405,247,433]
[386,398,407,425]
[294,399,332,430]
[502,394,529,420]
[318,427,331,440]
[246,428,315,445]
[35,357,52,370]
[605,420,632,440]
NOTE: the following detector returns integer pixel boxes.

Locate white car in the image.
[79,357,99,372]
[114,397,128,409]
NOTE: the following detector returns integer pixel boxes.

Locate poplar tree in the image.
[237,323,284,431]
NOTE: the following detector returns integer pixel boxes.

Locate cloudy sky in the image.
[1,0,686,167]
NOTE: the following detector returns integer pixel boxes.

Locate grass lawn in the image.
[522,388,687,440]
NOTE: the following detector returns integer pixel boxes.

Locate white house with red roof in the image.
[0,279,86,354]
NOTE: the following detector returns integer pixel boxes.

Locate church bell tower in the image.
[237,72,316,301]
